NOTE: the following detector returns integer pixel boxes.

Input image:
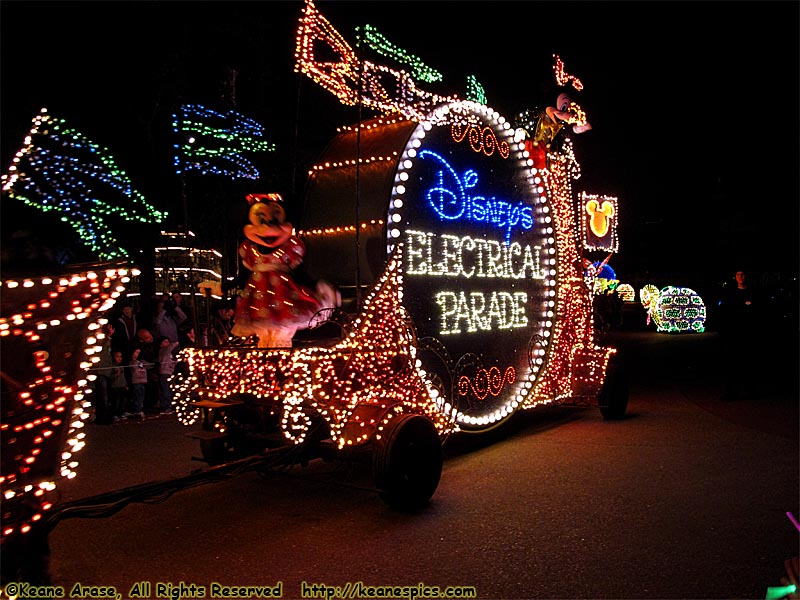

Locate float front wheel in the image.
[200,437,234,465]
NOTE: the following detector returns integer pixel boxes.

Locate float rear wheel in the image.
[373,414,443,510]
[598,352,629,420]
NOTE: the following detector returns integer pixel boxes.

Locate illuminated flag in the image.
[172,104,275,180]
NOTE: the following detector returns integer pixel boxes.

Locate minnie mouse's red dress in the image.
[232,236,322,336]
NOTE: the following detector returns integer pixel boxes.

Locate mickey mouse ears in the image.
[246,192,283,205]
[553,54,583,91]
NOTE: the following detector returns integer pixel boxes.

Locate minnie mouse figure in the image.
[231,193,339,348]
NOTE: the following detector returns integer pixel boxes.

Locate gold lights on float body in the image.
[172,251,455,450]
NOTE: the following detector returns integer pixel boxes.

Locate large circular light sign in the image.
[387,102,556,432]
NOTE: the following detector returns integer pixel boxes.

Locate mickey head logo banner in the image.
[580,191,619,253]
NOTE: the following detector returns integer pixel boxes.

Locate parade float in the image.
[170,0,628,509]
[0,0,627,582]
[640,284,707,333]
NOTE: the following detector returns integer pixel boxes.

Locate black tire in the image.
[373,414,443,510]
[598,352,629,420]
[200,437,232,466]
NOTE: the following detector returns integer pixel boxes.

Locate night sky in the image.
[1,0,798,294]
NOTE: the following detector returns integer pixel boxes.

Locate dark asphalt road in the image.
[37,330,799,600]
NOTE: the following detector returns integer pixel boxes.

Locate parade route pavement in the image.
[40,328,799,600]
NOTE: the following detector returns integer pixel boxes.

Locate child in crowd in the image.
[91,322,115,424]
[109,350,130,422]
[126,346,149,419]
[156,335,179,415]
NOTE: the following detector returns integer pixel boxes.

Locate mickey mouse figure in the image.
[514,55,592,170]
[231,192,339,348]
[514,91,592,170]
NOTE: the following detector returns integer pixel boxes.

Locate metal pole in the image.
[204,287,212,348]
[181,174,200,341]
[355,29,363,308]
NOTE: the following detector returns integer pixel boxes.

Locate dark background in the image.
[2,1,798,303]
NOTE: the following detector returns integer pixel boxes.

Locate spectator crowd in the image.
[89,291,232,424]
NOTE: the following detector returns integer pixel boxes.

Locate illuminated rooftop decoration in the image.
[154,230,223,266]
[294,0,458,121]
[1,109,166,260]
[172,104,276,180]
[0,266,132,543]
[150,230,224,298]
[580,192,619,253]
[173,251,455,448]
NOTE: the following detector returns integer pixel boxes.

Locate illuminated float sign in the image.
[388,102,556,431]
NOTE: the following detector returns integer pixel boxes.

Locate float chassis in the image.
[173,256,452,510]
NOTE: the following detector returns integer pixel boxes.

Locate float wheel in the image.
[200,437,234,466]
[373,414,443,510]
[598,352,629,420]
